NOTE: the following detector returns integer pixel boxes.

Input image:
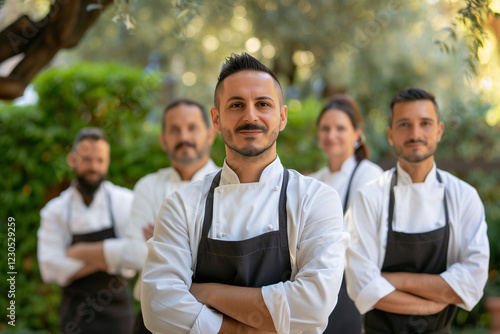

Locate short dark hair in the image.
[390,88,439,125]
[317,94,369,161]
[214,52,283,108]
[72,127,108,151]
[161,98,210,132]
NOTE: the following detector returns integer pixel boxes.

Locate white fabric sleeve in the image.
[141,194,218,333]
[102,179,155,274]
[263,185,349,333]
[189,305,223,334]
[440,187,489,311]
[37,206,84,286]
[345,188,396,314]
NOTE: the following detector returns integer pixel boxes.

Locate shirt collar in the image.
[221,155,282,185]
[396,161,437,185]
[192,159,218,181]
[171,159,218,183]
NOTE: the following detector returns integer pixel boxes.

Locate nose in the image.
[89,158,101,171]
[409,124,421,139]
[178,128,190,141]
[242,104,258,123]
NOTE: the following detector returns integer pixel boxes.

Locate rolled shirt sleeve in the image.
[141,192,219,333]
[263,179,349,333]
[344,180,394,314]
[440,185,489,311]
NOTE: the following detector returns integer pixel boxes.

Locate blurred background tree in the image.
[0,0,499,333]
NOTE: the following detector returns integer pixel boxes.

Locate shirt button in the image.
[273,185,279,191]
[218,188,224,194]
[267,224,274,230]
[217,233,222,238]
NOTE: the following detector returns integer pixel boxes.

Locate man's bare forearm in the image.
[374,290,448,315]
[190,283,276,332]
[219,315,275,334]
[66,241,108,271]
[382,272,463,305]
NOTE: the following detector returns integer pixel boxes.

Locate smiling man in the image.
[345,88,490,334]
[141,53,349,334]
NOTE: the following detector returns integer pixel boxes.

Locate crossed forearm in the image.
[374,289,448,315]
[382,272,463,304]
[190,283,277,333]
[66,241,108,271]
[374,272,462,315]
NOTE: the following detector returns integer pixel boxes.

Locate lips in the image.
[404,140,426,148]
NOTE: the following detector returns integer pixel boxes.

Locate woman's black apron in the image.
[193,168,292,288]
[363,170,457,334]
[59,187,134,334]
[324,161,362,334]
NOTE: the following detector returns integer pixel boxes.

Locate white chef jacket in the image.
[309,155,383,212]
[141,156,350,334]
[37,181,134,286]
[105,159,219,299]
[345,162,489,315]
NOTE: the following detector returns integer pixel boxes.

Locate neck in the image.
[327,152,353,173]
[76,185,96,206]
[225,147,277,183]
[398,157,434,183]
[173,156,209,181]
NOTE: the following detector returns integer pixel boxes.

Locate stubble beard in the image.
[221,127,279,158]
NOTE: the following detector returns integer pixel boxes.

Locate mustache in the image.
[175,141,196,151]
[235,124,268,133]
[404,139,427,145]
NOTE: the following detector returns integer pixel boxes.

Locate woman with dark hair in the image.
[310,94,383,334]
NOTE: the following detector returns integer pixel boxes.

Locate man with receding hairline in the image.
[141,53,349,334]
[345,88,489,334]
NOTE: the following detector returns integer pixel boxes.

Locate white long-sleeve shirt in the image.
[309,155,383,211]
[106,160,219,300]
[141,157,350,334]
[345,162,489,314]
[37,181,134,286]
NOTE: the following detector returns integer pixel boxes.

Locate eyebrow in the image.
[226,95,275,103]
[395,117,435,123]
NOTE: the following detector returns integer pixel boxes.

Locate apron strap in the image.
[343,160,361,213]
[201,170,222,238]
[278,168,289,247]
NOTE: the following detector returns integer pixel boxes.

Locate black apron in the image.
[59,187,134,334]
[324,161,362,334]
[363,170,457,334]
[193,167,292,287]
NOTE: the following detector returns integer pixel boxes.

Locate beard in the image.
[221,124,279,157]
[394,139,437,163]
[75,171,107,195]
[167,140,210,166]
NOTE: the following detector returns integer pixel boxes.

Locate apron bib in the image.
[59,187,134,334]
[324,161,362,334]
[364,170,456,334]
[193,167,292,287]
